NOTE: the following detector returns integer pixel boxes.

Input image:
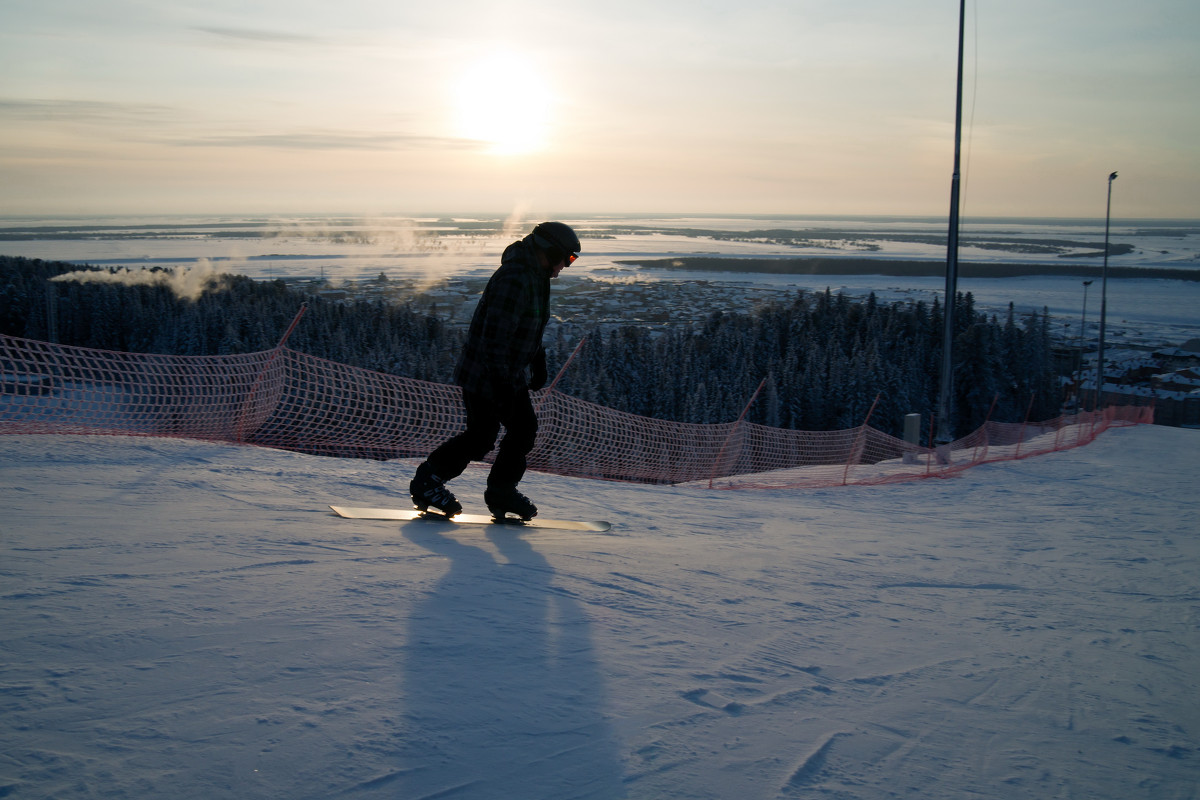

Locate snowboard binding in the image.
[410,463,462,517]
[484,485,538,522]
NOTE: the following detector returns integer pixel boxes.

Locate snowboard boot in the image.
[410,462,462,517]
[484,484,538,521]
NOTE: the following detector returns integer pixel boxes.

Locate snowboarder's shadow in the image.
[397,523,624,798]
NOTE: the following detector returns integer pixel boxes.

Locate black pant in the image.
[426,388,538,488]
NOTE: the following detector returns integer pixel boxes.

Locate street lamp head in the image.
[1083,280,1094,286]
[1109,171,1118,182]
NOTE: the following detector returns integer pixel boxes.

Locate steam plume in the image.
[50,260,228,302]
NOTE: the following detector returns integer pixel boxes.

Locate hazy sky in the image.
[2,0,1197,219]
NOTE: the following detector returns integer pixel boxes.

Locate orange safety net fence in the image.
[1,333,1152,489]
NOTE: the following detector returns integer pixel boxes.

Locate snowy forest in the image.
[1,256,1060,439]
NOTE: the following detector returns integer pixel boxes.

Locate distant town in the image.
[288,273,794,335]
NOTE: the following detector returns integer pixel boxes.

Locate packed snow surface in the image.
[1,427,1198,799]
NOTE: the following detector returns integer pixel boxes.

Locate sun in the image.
[454,51,553,155]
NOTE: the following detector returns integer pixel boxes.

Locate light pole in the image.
[1094,171,1118,411]
[934,0,966,450]
[1078,279,1093,412]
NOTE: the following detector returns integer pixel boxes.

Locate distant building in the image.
[1154,345,1200,371]
[1148,367,1200,428]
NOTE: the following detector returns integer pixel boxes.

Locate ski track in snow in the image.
[1,427,1198,799]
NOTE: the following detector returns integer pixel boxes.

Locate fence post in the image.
[926,416,937,475]
[1014,393,1036,459]
[536,335,586,413]
[902,413,921,465]
[531,336,588,473]
[708,376,768,489]
[234,303,308,443]
[974,394,999,464]
[274,303,308,350]
[842,393,881,486]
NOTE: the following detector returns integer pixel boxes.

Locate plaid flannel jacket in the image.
[453,237,550,401]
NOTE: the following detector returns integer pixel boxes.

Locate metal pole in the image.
[1095,171,1118,411]
[935,0,966,447]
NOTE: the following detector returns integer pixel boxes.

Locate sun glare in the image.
[454,51,553,155]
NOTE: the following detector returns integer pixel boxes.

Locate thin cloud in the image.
[0,98,177,125]
[172,130,482,151]
[192,26,325,46]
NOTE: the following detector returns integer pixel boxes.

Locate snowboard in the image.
[329,505,611,532]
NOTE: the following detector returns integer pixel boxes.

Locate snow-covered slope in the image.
[2,426,1197,799]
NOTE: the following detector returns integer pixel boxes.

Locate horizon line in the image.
[0,211,1197,224]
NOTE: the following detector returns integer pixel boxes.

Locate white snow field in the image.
[1,426,1198,799]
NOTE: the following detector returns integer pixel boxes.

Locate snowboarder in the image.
[409,221,581,520]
